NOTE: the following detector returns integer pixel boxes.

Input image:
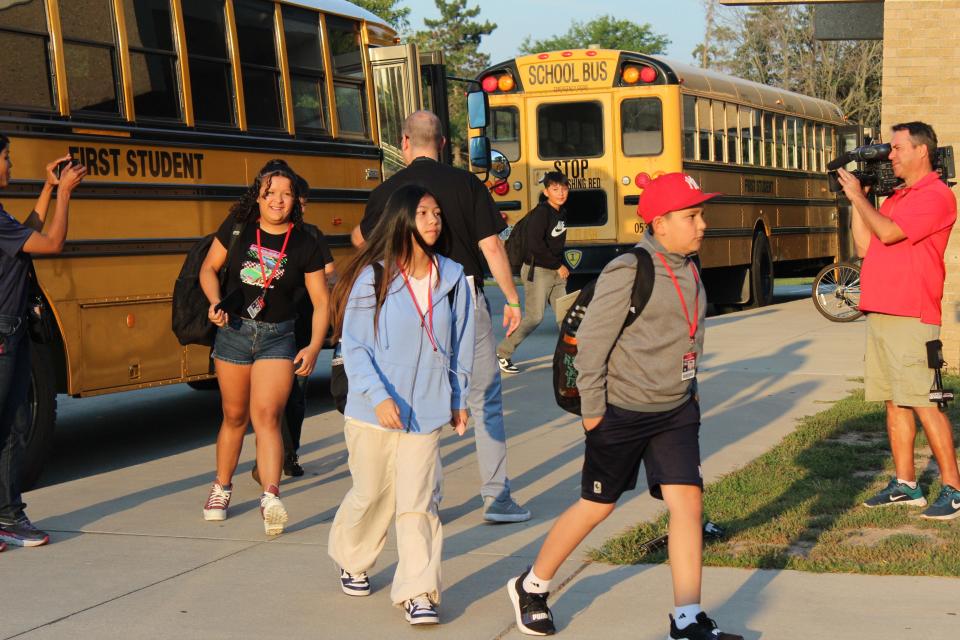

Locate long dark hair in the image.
[229,164,304,226]
[0,133,9,153]
[331,184,439,341]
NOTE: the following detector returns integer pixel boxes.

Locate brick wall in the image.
[882,0,960,369]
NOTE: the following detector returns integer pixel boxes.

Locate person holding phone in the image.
[328,184,474,625]
[198,163,329,536]
[0,136,86,548]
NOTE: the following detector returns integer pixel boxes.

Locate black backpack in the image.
[172,221,244,347]
[331,263,459,414]
[504,214,533,276]
[553,247,656,415]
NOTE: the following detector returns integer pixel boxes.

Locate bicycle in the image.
[812,260,863,322]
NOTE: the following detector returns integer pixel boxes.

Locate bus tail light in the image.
[497,74,515,92]
[622,66,640,84]
[640,66,658,83]
[481,75,499,93]
[493,181,510,196]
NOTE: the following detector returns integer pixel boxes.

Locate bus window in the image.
[0,0,54,111]
[621,98,663,156]
[739,107,755,165]
[726,103,739,164]
[825,126,836,166]
[712,100,725,162]
[123,0,182,121]
[491,106,520,161]
[814,124,825,173]
[235,0,284,130]
[682,95,696,160]
[762,111,774,167]
[774,114,785,168]
[60,0,122,116]
[183,0,235,126]
[327,15,369,137]
[697,98,711,162]
[537,101,603,159]
[283,5,329,134]
[806,122,817,172]
[785,116,800,169]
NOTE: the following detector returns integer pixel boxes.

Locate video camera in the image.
[827,143,956,197]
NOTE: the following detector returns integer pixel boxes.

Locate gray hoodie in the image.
[574,233,706,418]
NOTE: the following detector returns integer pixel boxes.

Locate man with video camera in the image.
[838,121,960,520]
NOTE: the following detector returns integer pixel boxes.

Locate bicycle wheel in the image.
[812,262,863,322]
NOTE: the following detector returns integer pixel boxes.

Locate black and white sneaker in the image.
[403,594,439,625]
[507,568,555,636]
[339,568,370,596]
[497,355,519,374]
[669,612,743,640]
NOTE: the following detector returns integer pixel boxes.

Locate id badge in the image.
[681,351,697,381]
[247,296,265,319]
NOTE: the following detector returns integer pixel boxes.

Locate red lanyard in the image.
[256,223,293,292]
[655,253,700,342]
[399,262,438,352]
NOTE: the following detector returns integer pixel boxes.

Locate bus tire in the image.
[187,379,219,391]
[748,233,774,308]
[19,341,58,491]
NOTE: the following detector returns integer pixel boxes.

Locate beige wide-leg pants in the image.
[328,418,443,605]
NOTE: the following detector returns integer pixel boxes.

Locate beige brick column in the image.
[882,0,960,369]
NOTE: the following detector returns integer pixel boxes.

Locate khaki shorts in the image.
[864,313,938,406]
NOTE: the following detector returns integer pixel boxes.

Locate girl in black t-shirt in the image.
[198,164,329,536]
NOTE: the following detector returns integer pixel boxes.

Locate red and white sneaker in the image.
[202,483,232,521]
[260,491,288,536]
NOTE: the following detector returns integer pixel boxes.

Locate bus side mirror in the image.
[489,149,511,180]
[470,136,491,169]
[467,90,488,129]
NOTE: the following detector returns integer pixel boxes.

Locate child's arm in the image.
[341,267,392,408]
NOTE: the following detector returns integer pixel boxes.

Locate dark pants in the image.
[0,316,30,522]
[281,374,308,455]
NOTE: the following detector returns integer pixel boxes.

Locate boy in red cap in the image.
[506,173,741,640]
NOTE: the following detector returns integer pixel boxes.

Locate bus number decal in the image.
[552,159,601,189]
[528,61,608,86]
[744,178,774,194]
[67,145,205,180]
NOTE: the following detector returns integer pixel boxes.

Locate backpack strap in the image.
[218,221,246,290]
[623,246,655,328]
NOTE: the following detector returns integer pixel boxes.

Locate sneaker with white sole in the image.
[507,567,555,636]
[862,477,927,508]
[0,515,50,547]
[669,611,743,639]
[202,482,232,521]
[339,568,371,596]
[497,355,519,374]
[484,495,531,523]
[403,594,439,625]
[920,484,960,520]
[260,492,288,536]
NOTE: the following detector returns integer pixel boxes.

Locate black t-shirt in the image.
[292,223,334,348]
[359,157,506,280]
[0,204,34,320]
[216,217,325,324]
[525,201,567,270]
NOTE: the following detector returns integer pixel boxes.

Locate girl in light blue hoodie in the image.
[327,184,474,626]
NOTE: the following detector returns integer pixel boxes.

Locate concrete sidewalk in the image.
[3,299,957,639]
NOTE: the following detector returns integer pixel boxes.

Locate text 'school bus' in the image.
[0,0,445,486]
[471,49,851,305]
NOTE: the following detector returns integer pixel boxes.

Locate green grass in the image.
[590,376,960,576]
[776,277,815,286]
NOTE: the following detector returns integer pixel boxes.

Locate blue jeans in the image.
[212,316,296,365]
[0,315,30,522]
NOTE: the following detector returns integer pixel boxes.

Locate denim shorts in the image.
[212,316,296,365]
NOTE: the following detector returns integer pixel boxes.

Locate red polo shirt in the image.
[859,171,957,325]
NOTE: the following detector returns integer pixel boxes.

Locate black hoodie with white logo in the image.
[524,201,567,269]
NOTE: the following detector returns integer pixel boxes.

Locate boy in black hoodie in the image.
[496,172,569,373]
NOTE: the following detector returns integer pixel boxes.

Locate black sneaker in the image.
[497,355,520,374]
[0,516,50,547]
[283,453,305,477]
[669,612,742,640]
[506,568,555,636]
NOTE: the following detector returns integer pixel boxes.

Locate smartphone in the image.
[293,359,304,371]
[54,159,76,179]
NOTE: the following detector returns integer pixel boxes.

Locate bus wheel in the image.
[187,379,219,391]
[20,341,58,491]
[748,233,774,308]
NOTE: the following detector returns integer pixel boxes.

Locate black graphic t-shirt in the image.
[216,217,325,324]
[525,201,567,269]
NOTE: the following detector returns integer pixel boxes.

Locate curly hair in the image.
[229,165,304,226]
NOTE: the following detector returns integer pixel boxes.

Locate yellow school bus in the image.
[471,49,850,305]
[0,0,443,485]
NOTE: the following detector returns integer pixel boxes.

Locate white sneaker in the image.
[403,594,439,625]
[497,355,519,374]
[203,483,232,521]
[260,492,288,536]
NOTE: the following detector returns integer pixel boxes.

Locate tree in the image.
[410,0,496,165]
[519,15,670,55]
[699,5,882,129]
[352,0,411,32]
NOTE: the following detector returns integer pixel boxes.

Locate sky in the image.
[402,0,709,65]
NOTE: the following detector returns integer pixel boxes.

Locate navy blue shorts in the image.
[581,397,702,503]
[212,316,296,365]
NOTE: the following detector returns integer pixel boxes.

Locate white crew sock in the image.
[674,604,702,630]
[897,478,917,489]
[522,568,551,594]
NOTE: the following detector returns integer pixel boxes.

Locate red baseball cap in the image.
[635,172,721,223]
